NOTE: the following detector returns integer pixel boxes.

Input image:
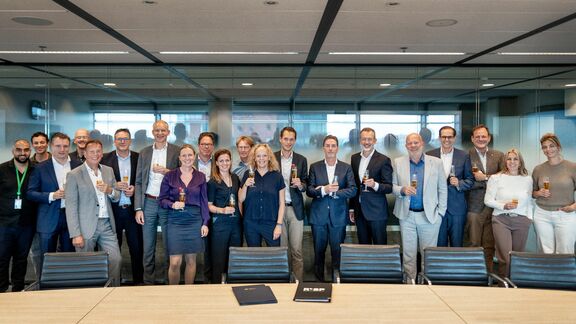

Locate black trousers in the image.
[210,216,242,284]
[0,225,35,292]
[112,205,144,284]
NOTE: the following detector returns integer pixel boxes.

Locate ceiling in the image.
[1,0,575,103]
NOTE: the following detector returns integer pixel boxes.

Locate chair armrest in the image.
[24,281,39,291]
[221,273,227,284]
[104,279,113,288]
[418,273,432,285]
[403,271,415,285]
[488,273,509,288]
[290,272,299,284]
[333,269,341,284]
[503,277,517,288]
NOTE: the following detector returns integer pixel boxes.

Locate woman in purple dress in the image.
[159,144,209,285]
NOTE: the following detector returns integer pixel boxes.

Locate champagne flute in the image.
[178,187,186,212]
[472,163,479,173]
[291,164,298,188]
[362,169,370,192]
[332,175,339,199]
[543,177,550,190]
[121,169,129,191]
[228,193,236,215]
[410,173,418,189]
[450,165,456,178]
[248,167,256,187]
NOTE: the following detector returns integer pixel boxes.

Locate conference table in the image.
[1,283,574,323]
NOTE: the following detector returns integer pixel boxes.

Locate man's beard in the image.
[16,155,29,163]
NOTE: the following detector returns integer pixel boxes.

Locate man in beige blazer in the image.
[392,133,447,281]
[66,139,122,286]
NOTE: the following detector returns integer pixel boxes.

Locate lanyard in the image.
[15,164,28,198]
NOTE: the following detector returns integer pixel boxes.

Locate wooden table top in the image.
[1,284,574,323]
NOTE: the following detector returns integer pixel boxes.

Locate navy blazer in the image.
[350,150,393,221]
[274,150,308,221]
[426,148,474,216]
[101,150,139,206]
[306,160,357,227]
[27,158,82,233]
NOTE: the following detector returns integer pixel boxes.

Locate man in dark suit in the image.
[69,128,90,163]
[274,126,308,282]
[307,135,357,282]
[350,127,393,245]
[466,124,505,272]
[135,120,180,285]
[101,128,143,285]
[66,139,122,286]
[426,126,474,247]
[27,132,82,268]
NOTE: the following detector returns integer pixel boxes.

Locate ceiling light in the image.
[425,19,458,27]
[0,51,129,54]
[481,83,495,87]
[328,52,465,56]
[11,16,53,26]
[379,83,392,87]
[241,83,254,87]
[160,51,299,55]
[103,83,117,87]
[565,84,576,87]
[497,52,576,56]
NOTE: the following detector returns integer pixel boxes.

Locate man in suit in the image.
[195,132,215,181]
[30,132,51,164]
[69,128,90,163]
[66,139,122,286]
[233,135,254,180]
[350,127,393,245]
[426,126,474,247]
[101,128,143,285]
[392,133,447,281]
[307,135,356,282]
[466,124,505,272]
[274,126,308,282]
[27,132,82,267]
[135,120,180,285]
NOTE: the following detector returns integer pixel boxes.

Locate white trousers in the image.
[533,205,576,254]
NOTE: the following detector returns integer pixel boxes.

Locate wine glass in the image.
[362,169,370,192]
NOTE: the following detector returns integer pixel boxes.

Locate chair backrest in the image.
[40,252,110,289]
[509,252,576,290]
[423,247,489,286]
[339,244,403,283]
[226,247,290,283]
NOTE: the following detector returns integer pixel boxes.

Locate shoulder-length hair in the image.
[210,149,232,183]
[248,144,279,172]
[503,148,528,176]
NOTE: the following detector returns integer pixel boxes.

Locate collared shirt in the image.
[50,156,71,207]
[321,160,338,197]
[409,156,425,210]
[475,147,487,172]
[359,149,380,192]
[197,157,212,181]
[146,142,168,196]
[280,151,293,203]
[116,151,131,206]
[0,159,36,227]
[440,148,454,178]
[85,164,110,219]
[241,170,285,223]
[233,161,249,180]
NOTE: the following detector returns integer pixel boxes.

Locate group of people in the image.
[1,121,574,292]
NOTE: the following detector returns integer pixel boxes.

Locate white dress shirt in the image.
[146,142,168,196]
[49,156,72,207]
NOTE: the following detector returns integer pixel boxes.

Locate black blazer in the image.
[101,150,139,206]
[350,150,393,221]
[274,151,308,221]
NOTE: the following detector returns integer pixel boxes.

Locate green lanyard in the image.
[15,165,28,199]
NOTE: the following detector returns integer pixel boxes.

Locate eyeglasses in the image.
[200,143,214,147]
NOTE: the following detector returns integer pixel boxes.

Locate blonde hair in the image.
[248,144,279,172]
[502,148,528,176]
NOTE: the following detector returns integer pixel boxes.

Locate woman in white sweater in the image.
[484,148,533,278]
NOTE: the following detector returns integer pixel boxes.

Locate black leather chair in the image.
[334,244,412,284]
[222,247,295,284]
[505,251,576,290]
[418,247,507,287]
[25,252,111,291]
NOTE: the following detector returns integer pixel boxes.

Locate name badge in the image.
[14,198,22,210]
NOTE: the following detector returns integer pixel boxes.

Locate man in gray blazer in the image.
[393,133,447,281]
[466,124,505,272]
[65,139,122,286]
[134,120,180,284]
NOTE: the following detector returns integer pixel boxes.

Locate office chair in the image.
[334,244,413,284]
[25,251,112,291]
[222,247,295,284]
[418,247,507,287]
[504,251,576,290]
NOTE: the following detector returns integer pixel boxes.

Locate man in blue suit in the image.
[350,128,393,245]
[426,126,474,247]
[307,135,357,282]
[27,132,82,267]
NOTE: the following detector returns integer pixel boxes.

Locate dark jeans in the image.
[356,213,388,245]
[244,219,280,247]
[210,216,242,283]
[113,205,144,284]
[311,224,346,281]
[38,209,74,270]
[0,225,35,292]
